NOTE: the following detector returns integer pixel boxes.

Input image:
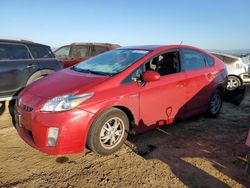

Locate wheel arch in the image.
[87,105,136,134]
[26,69,55,86]
[113,105,135,131]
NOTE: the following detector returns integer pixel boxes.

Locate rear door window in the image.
[29,46,53,59]
[182,49,207,71]
[93,46,109,56]
[0,43,31,60]
[71,45,90,58]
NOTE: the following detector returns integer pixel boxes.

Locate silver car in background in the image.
[212,52,250,90]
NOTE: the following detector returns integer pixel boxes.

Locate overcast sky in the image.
[0,0,250,49]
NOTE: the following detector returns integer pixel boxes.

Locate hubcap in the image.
[227,78,239,90]
[100,117,125,149]
[210,93,221,114]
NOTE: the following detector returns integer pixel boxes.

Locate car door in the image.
[0,43,37,97]
[138,50,187,129]
[180,49,215,118]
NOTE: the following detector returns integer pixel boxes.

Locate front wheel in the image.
[207,90,223,117]
[87,108,129,155]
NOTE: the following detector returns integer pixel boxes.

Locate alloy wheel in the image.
[210,93,222,114]
[227,77,240,90]
[99,117,125,149]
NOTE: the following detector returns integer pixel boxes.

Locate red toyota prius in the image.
[15,45,227,155]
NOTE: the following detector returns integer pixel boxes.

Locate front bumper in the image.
[15,92,94,155]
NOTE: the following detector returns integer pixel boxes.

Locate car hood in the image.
[26,68,109,99]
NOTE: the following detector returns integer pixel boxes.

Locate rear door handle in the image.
[206,73,213,80]
[176,82,184,88]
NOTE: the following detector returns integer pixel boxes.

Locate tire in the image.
[26,76,44,86]
[26,69,54,86]
[87,108,129,155]
[227,76,242,91]
[207,90,223,117]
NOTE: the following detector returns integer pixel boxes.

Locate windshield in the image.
[73,49,150,75]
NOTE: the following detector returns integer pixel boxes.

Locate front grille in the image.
[23,105,33,112]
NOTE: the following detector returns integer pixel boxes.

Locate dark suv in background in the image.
[0,39,63,101]
[54,42,120,67]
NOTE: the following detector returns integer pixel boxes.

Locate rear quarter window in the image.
[205,55,215,66]
[0,43,31,60]
[29,46,54,59]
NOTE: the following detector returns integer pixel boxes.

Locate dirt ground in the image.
[0,88,250,188]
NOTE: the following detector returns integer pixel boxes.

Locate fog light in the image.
[48,127,59,147]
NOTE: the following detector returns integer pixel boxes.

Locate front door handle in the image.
[26,64,37,69]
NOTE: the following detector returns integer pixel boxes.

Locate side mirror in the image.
[143,71,160,82]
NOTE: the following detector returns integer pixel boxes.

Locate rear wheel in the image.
[207,90,223,117]
[227,76,241,91]
[87,108,129,155]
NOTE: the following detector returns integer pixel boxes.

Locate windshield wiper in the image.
[72,66,85,72]
[72,66,93,73]
[72,66,113,76]
[90,71,114,76]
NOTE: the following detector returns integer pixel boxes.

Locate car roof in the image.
[211,52,240,61]
[0,39,50,48]
[119,45,206,52]
[70,42,120,46]
[119,45,163,51]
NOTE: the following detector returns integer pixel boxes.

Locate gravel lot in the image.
[0,88,249,187]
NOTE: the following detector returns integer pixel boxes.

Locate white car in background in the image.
[212,52,250,90]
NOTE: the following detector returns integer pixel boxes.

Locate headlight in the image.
[41,93,94,112]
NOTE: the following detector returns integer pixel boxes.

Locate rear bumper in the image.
[15,94,95,155]
[240,72,250,83]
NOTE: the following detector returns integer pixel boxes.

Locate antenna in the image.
[179,41,183,46]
